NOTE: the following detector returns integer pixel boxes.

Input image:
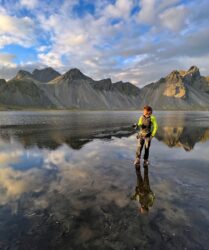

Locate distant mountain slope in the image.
[32,67,61,82]
[0,78,54,108]
[13,67,61,83]
[140,66,209,110]
[0,68,141,110]
[39,68,141,109]
[0,65,209,110]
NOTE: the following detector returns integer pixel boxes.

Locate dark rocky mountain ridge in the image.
[0,66,208,110]
[139,66,209,110]
[32,67,61,82]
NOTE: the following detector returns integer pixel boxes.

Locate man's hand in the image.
[132,123,138,129]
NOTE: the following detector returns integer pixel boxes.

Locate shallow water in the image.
[0,111,209,250]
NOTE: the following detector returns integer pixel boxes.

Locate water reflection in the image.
[156,126,209,151]
[131,165,155,214]
[0,123,209,152]
[0,111,209,249]
[0,124,134,150]
[0,138,134,249]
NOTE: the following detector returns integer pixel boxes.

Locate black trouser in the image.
[136,134,152,160]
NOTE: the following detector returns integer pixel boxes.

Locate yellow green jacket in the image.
[137,115,158,137]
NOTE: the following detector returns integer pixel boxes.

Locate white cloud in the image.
[0,14,31,34]
[36,45,51,53]
[137,0,187,32]
[20,0,38,9]
[0,53,16,67]
[0,62,46,80]
[138,0,157,24]
[61,33,87,47]
[0,10,35,48]
[159,5,188,32]
[38,51,63,68]
[158,0,181,11]
[0,0,209,86]
[105,0,134,19]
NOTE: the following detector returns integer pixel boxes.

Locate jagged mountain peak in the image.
[97,78,112,84]
[188,65,200,73]
[180,66,201,86]
[166,70,182,83]
[32,67,58,74]
[91,78,112,91]
[185,65,200,79]
[165,66,201,85]
[32,67,61,82]
[61,68,92,81]
[15,70,33,80]
[147,69,187,100]
[140,65,209,109]
[1,64,209,111]
[113,81,141,95]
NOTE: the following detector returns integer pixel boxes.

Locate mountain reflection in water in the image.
[0,120,209,151]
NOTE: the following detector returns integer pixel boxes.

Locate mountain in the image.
[38,68,141,109]
[14,70,33,80]
[32,67,61,82]
[60,68,93,82]
[140,66,209,110]
[0,77,54,108]
[13,67,61,83]
[0,65,209,110]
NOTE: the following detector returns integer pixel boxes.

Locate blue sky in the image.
[0,0,209,86]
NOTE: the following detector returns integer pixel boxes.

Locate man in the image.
[133,105,158,165]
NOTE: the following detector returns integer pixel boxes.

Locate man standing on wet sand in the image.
[133,105,158,166]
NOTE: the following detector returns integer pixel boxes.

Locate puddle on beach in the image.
[0,111,209,250]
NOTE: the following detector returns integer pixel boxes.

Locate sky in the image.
[0,0,209,87]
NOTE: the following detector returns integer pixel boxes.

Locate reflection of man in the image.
[131,165,155,214]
